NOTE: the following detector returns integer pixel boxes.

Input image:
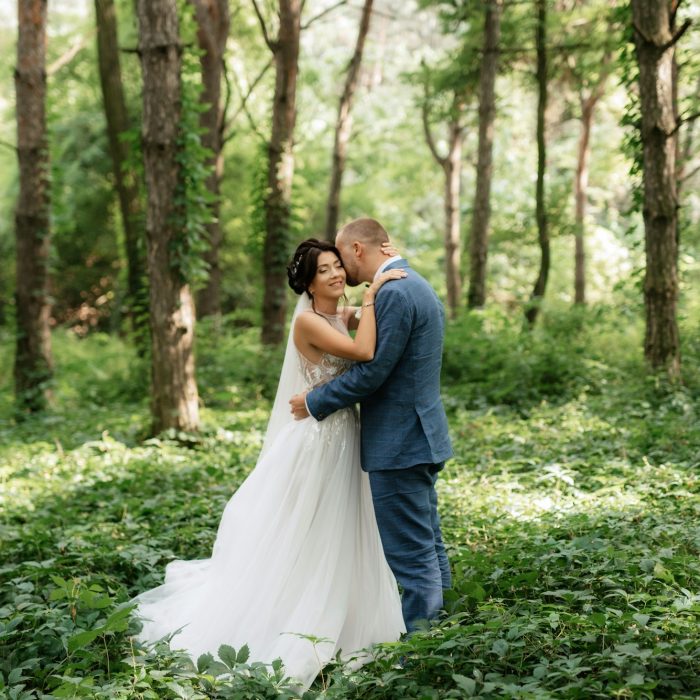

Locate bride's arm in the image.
[294,270,406,362]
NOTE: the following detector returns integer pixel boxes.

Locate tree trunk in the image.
[14,0,53,414]
[467,0,502,309]
[443,123,462,318]
[191,0,230,319]
[325,0,373,238]
[261,0,301,345]
[573,92,599,305]
[137,0,200,432]
[422,90,464,320]
[94,0,147,337]
[525,0,549,327]
[632,0,680,377]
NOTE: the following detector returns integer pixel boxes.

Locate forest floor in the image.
[2,308,700,699]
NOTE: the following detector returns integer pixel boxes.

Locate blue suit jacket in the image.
[306,259,453,472]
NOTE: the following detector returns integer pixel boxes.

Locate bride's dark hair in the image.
[287,238,344,297]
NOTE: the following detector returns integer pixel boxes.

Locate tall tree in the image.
[467,0,502,309]
[525,0,549,326]
[191,0,230,319]
[14,0,53,414]
[253,0,301,345]
[573,69,608,305]
[423,88,465,320]
[632,0,685,377]
[137,0,200,432]
[94,0,147,336]
[325,0,374,238]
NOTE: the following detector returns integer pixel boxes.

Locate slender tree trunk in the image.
[573,92,599,305]
[325,0,373,238]
[14,0,53,414]
[468,0,502,309]
[94,0,146,337]
[677,75,699,194]
[632,0,680,377]
[261,0,301,345]
[137,0,200,432]
[191,0,230,319]
[422,93,463,320]
[444,123,462,318]
[525,0,549,326]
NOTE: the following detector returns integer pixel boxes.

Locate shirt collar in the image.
[374,255,403,281]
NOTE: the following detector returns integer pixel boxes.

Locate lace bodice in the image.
[297,311,354,390]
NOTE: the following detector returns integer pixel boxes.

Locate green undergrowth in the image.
[1,307,700,698]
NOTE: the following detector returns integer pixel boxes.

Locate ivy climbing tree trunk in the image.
[94,0,147,338]
[525,0,549,327]
[325,0,373,238]
[137,0,200,432]
[253,0,301,345]
[14,0,53,414]
[468,0,502,309]
[632,0,681,377]
[191,0,230,319]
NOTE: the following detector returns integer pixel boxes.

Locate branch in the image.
[301,0,348,30]
[47,34,91,75]
[421,95,445,167]
[670,111,700,137]
[681,162,700,182]
[226,60,268,143]
[0,139,17,152]
[222,57,274,143]
[251,0,276,52]
[660,18,692,52]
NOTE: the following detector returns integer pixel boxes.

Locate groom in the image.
[290,217,453,632]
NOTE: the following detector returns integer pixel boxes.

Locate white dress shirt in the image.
[374,255,403,280]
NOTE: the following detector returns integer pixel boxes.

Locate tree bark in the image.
[14,0,53,414]
[191,0,230,319]
[443,122,462,318]
[137,0,200,432]
[525,0,549,327]
[468,0,502,309]
[261,0,301,345]
[94,0,147,336]
[422,93,463,319]
[632,0,680,377]
[573,91,599,305]
[325,0,373,238]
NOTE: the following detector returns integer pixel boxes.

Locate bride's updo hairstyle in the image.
[287,238,343,298]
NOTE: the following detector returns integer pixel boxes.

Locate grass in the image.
[1,307,700,698]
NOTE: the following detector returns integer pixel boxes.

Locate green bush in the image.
[442,305,644,409]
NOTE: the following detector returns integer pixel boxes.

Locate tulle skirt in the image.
[132,408,405,688]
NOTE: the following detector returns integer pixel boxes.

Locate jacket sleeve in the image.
[306,288,412,420]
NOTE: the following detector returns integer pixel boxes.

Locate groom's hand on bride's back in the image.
[290,392,310,420]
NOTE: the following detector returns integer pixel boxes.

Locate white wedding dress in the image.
[132,302,405,689]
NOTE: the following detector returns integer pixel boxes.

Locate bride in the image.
[132,238,407,689]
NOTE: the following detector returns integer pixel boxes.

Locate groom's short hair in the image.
[338,218,389,247]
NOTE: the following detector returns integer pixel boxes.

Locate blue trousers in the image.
[368,463,451,632]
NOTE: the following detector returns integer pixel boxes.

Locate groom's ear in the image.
[353,241,363,257]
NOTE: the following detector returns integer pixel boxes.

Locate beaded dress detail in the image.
[298,311,354,390]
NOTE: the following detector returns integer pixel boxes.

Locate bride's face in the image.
[309,251,346,300]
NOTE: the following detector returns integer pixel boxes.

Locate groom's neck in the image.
[363,253,387,282]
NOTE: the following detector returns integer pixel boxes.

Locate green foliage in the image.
[3,308,700,698]
[168,3,217,289]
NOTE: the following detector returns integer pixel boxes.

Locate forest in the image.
[2,0,700,697]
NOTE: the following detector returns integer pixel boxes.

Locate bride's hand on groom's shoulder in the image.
[381,241,401,258]
[290,392,310,420]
